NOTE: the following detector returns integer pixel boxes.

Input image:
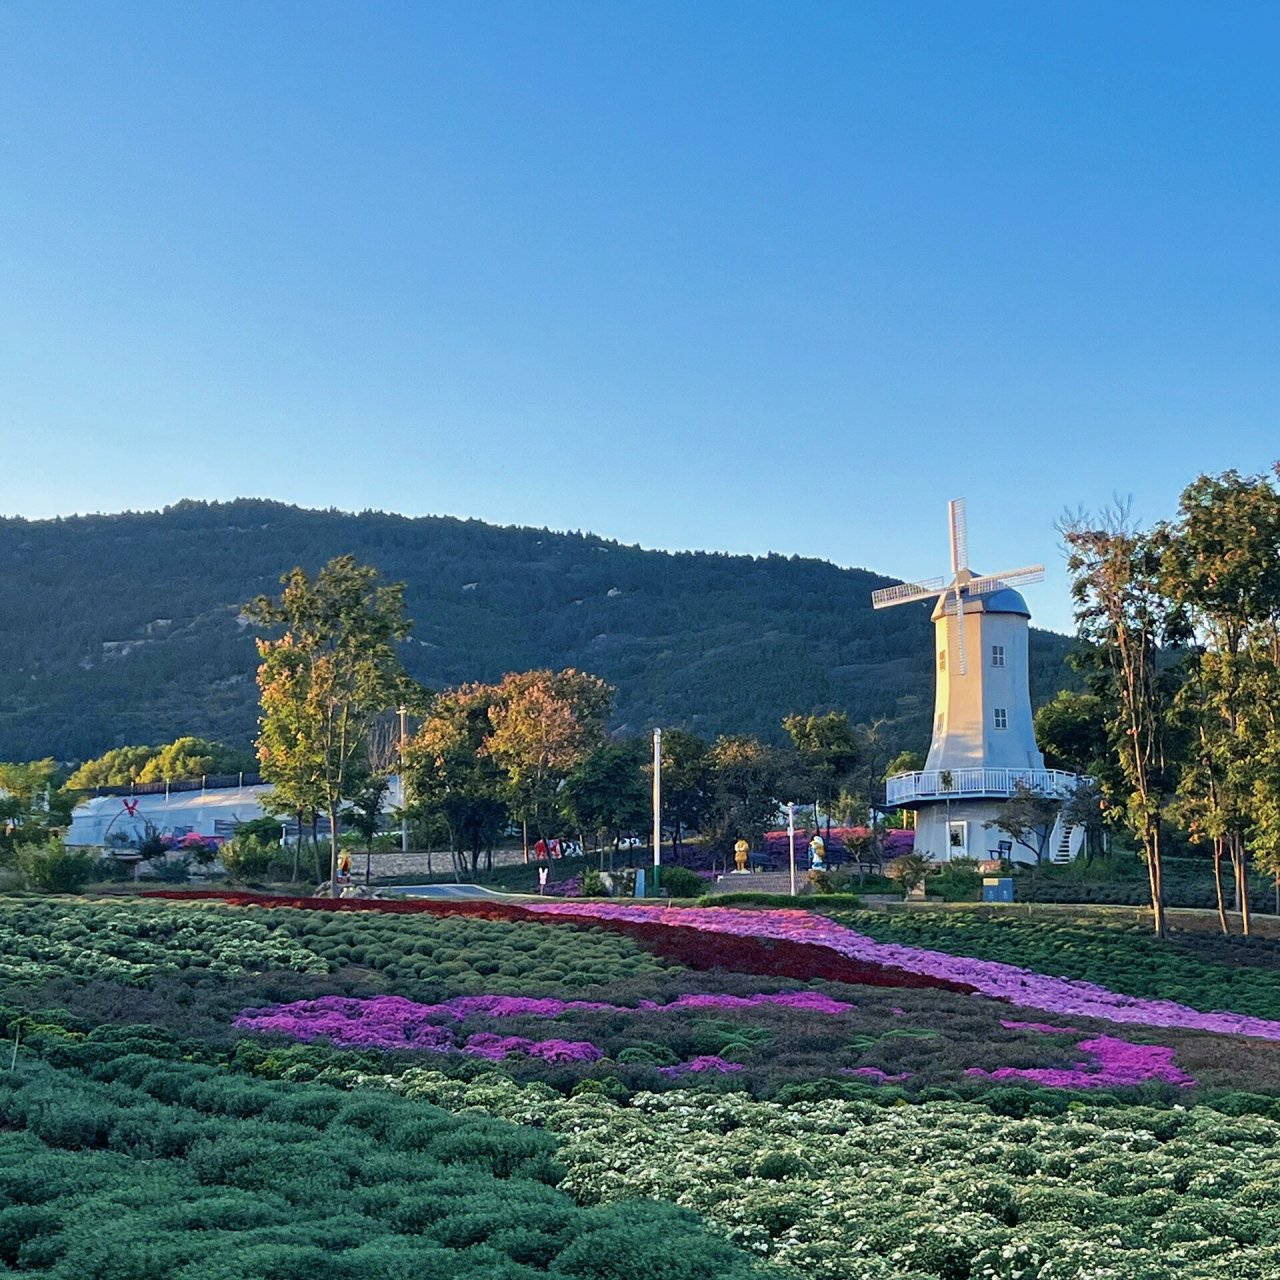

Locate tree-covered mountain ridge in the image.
[0,498,1081,761]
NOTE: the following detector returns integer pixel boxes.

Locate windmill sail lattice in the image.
[871,498,1045,677]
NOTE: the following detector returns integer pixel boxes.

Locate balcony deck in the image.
[886,767,1083,807]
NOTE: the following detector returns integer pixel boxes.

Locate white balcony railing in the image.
[886,768,1084,806]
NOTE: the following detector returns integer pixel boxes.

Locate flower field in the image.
[2,892,1280,1278]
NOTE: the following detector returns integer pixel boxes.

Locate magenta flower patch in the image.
[659,1055,745,1077]
[966,1034,1195,1089]
[463,1033,602,1063]
[234,988,853,1063]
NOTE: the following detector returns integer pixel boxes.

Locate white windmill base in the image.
[912,803,1085,866]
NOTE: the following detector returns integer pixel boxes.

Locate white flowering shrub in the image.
[381,1069,1280,1279]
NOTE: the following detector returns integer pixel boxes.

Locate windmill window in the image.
[938,649,946,671]
[935,713,944,734]
[991,645,1005,667]
[993,708,1008,730]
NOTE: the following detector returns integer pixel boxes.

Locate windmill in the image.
[871,498,1044,674]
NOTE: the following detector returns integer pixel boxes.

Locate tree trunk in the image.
[1234,834,1252,937]
[1213,838,1229,936]
[365,840,373,886]
[522,819,529,864]
[291,812,302,882]
[328,803,340,895]
[311,816,322,883]
[1146,822,1166,939]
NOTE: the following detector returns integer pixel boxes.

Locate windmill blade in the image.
[945,585,968,674]
[948,498,969,576]
[871,577,947,609]
[965,565,1046,595]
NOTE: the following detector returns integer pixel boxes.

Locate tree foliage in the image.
[985,781,1059,865]
[1062,509,1182,937]
[246,556,412,891]
[486,668,613,844]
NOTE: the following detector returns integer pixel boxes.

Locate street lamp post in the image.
[651,727,662,895]
[398,705,409,854]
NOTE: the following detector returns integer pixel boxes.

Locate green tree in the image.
[485,668,613,856]
[704,734,789,857]
[884,749,925,778]
[657,728,713,859]
[1063,508,1182,937]
[562,742,649,862]
[404,683,509,878]
[65,745,158,790]
[1160,466,1280,936]
[253,634,327,881]
[0,759,73,857]
[136,737,253,783]
[342,774,390,884]
[246,555,412,893]
[985,780,1059,866]
[1034,691,1110,776]
[783,711,863,836]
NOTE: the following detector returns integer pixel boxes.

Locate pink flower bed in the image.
[967,1034,1195,1090]
[659,1055,744,1077]
[524,902,1280,1041]
[463,1033,602,1063]
[234,989,853,1060]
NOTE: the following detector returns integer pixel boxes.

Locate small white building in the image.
[66,776,406,848]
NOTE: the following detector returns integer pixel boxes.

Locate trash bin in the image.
[982,876,1014,903]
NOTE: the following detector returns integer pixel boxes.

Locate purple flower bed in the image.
[659,1055,745,1077]
[234,989,853,1061]
[524,902,1280,1041]
[463,1033,602,1063]
[967,1034,1196,1090]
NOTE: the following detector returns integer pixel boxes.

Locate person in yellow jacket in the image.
[337,849,352,883]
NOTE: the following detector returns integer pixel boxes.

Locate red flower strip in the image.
[141,890,970,993]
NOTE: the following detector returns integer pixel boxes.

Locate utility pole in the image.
[651,727,662,895]
[398,704,409,854]
[788,802,797,897]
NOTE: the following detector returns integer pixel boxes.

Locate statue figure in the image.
[734,839,750,872]
[809,835,826,871]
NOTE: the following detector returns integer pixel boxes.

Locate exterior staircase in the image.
[1051,822,1077,865]
[704,870,810,896]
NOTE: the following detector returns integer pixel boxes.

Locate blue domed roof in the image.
[975,585,1030,617]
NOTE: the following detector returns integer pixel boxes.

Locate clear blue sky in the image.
[2,2,1277,633]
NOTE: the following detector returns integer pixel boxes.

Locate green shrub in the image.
[220,834,284,881]
[659,866,704,899]
[15,841,98,894]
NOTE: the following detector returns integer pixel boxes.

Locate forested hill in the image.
[0,499,1081,761]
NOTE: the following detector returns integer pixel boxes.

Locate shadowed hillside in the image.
[0,499,1080,760]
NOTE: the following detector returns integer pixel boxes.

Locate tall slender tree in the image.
[246,556,411,893]
[1062,509,1182,937]
[1161,468,1280,935]
[404,683,509,879]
